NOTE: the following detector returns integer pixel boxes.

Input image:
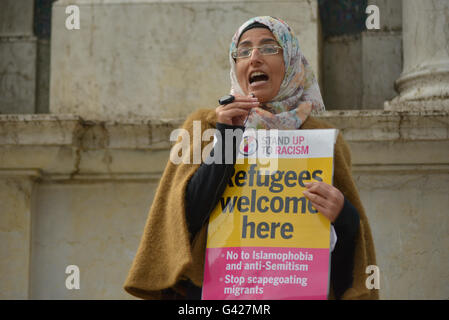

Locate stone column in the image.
[0,173,40,299]
[385,0,449,110]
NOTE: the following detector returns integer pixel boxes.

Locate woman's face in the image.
[235,28,285,103]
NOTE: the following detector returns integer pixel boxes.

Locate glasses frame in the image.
[232,44,283,59]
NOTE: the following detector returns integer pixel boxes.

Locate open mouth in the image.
[249,71,269,85]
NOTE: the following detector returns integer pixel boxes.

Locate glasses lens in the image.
[260,45,278,55]
[234,45,280,59]
[237,47,252,58]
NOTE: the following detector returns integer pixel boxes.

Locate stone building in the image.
[0,0,448,299]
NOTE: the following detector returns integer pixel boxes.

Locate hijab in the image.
[229,16,325,129]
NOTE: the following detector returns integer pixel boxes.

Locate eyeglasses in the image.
[232,44,282,59]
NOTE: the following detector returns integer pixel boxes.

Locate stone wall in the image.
[0,0,448,300]
[1,110,448,299]
[322,0,402,110]
[0,0,37,114]
[49,0,321,120]
[0,114,175,299]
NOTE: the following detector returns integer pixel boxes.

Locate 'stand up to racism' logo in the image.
[240,135,258,156]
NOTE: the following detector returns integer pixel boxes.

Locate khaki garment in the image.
[124,109,379,300]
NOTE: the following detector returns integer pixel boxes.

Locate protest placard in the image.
[202,129,338,300]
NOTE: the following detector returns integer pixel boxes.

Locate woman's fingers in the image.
[216,94,260,125]
[307,200,328,217]
[233,94,258,102]
[216,107,251,126]
[217,108,251,118]
[303,189,328,208]
[302,189,333,220]
[220,100,260,110]
[304,181,332,198]
[220,95,259,110]
[303,182,344,223]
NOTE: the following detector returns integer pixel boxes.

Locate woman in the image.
[124,16,378,300]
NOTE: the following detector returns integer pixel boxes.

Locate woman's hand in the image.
[216,94,260,126]
[303,182,344,223]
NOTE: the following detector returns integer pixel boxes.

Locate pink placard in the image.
[202,246,330,300]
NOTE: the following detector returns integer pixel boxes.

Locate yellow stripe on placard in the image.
[207,158,333,249]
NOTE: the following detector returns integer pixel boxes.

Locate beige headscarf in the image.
[229,16,325,129]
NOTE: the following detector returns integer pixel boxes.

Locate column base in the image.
[384,97,449,112]
[385,61,449,111]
